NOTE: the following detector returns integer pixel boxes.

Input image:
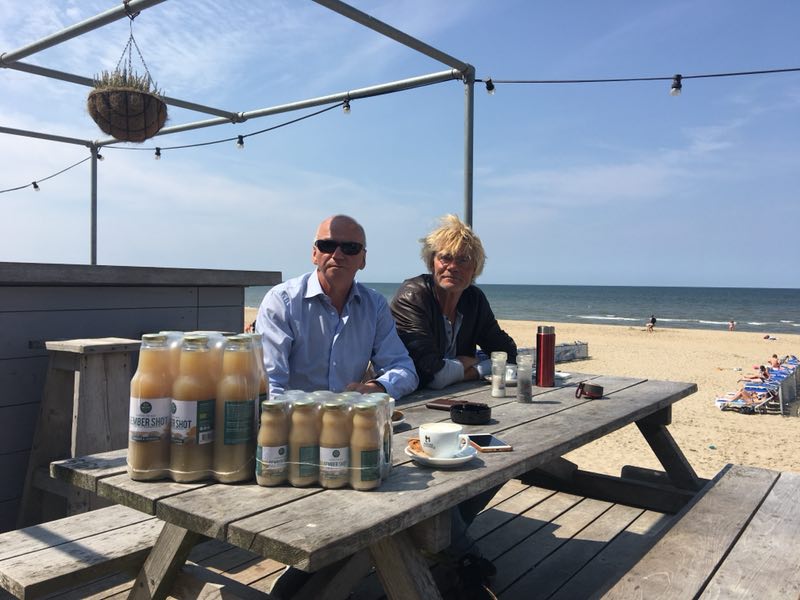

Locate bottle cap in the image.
[537,326,555,334]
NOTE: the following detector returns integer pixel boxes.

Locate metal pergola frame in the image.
[0,0,477,265]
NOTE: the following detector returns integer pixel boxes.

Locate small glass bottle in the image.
[319,400,351,489]
[170,335,215,482]
[256,399,289,486]
[366,393,392,478]
[349,402,382,491]
[288,396,320,487]
[128,333,172,481]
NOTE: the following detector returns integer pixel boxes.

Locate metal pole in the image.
[96,68,462,143]
[463,66,475,228]
[0,125,91,147]
[90,148,98,265]
[0,0,167,66]
[5,61,241,121]
[312,0,469,72]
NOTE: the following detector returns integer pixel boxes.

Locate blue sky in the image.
[1,1,799,288]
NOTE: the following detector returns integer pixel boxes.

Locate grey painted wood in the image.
[0,404,37,454]
[0,286,198,312]
[0,453,27,503]
[0,357,47,408]
[128,522,201,600]
[701,470,800,599]
[198,286,244,306]
[603,464,778,599]
[0,262,281,287]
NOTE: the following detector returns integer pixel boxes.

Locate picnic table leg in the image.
[127,523,201,600]
[369,530,442,600]
[636,407,703,491]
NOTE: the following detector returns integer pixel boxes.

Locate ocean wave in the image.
[658,318,692,323]
[697,320,729,326]
[577,315,639,322]
[746,322,770,326]
[780,320,794,323]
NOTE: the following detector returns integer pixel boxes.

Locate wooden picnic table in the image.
[51,372,698,600]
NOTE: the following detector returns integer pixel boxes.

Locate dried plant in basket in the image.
[87,68,167,143]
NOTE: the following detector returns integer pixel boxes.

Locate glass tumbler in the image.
[490,351,507,397]
[516,354,534,403]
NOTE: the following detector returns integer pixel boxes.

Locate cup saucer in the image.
[404,444,477,468]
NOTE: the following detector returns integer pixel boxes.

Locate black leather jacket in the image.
[390,274,517,388]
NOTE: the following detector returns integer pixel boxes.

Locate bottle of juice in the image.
[288,396,319,487]
[213,335,256,483]
[319,400,351,489]
[170,334,215,482]
[128,333,172,481]
[256,399,289,486]
[158,330,184,380]
[350,402,381,491]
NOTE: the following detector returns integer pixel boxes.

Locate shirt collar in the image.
[304,271,362,303]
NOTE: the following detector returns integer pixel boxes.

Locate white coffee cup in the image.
[418,422,467,458]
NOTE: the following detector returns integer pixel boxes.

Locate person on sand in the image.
[768,354,781,368]
[646,314,656,332]
[740,365,770,383]
[255,214,418,399]
[728,319,736,332]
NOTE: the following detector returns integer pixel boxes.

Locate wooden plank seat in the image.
[0,504,281,600]
[602,464,800,599]
[0,505,161,599]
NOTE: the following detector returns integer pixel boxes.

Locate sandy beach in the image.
[244,308,800,479]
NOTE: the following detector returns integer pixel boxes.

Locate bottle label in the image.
[223,399,254,445]
[359,449,381,482]
[298,445,320,477]
[129,397,171,442]
[171,399,215,445]
[256,445,288,476]
[320,446,349,478]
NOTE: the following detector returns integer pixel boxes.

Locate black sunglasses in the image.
[314,239,364,256]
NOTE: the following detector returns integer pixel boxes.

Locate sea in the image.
[245,283,800,336]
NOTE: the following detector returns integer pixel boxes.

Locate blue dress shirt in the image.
[256,272,419,399]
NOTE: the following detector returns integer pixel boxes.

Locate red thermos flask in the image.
[535,326,555,387]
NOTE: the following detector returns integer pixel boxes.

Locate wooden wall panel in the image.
[0,403,39,454]
[0,451,27,503]
[0,356,48,408]
[0,286,197,312]
[198,286,243,306]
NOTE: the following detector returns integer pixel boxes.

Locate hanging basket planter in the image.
[87,75,167,143]
[87,9,167,143]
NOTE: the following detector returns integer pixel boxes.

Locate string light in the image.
[670,74,682,96]
[236,135,245,149]
[32,181,40,191]
[343,98,351,114]
[96,153,104,161]
[154,147,161,160]
[485,78,495,95]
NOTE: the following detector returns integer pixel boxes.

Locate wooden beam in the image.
[128,523,202,600]
[636,422,703,491]
[369,531,442,600]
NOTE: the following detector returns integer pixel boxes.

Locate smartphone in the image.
[466,434,513,452]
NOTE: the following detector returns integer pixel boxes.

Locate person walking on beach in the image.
[728,319,736,332]
[646,314,656,333]
[254,214,418,399]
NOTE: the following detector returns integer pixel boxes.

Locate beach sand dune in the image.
[245,307,800,478]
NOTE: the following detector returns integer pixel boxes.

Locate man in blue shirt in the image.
[256,214,418,399]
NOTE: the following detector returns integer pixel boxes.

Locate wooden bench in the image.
[602,464,800,598]
[0,504,281,599]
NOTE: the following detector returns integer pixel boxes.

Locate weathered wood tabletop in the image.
[51,372,698,600]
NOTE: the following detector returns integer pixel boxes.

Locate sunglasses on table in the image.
[314,239,364,255]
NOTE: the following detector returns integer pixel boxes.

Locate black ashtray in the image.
[450,401,491,425]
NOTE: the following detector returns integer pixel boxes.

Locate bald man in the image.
[256,214,418,398]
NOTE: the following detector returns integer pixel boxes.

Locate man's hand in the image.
[346,380,386,394]
[456,355,480,381]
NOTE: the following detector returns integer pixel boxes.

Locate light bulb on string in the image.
[236,135,245,149]
[670,74,682,96]
[154,147,161,160]
[32,181,40,191]
[96,153,104,161]
[343,98,351,114]
[485,78,495,95]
